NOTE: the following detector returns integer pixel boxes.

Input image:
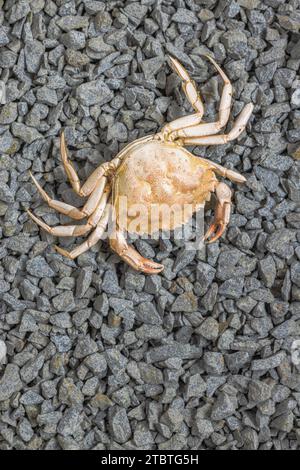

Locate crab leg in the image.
[27,211,91,237]
[60,131,81,195]
[109,229,164,274]
[27,187,110,237]
[192,156,246,184]
[162,55,234,140]
[205,182,231,243]
[169,56,204,114]
[170,56,233,139]
[55,205,111,259]
[61,131,108,197]
[160,56,205,137]
[61,131,116,197]
[29,171,108,220]
[181,103,253,146]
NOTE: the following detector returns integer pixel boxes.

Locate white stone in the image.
[291,89,300,108]
[0,340,7,362]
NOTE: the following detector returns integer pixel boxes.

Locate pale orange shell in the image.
[112,141,217,235]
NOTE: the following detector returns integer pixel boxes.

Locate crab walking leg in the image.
[61,133,154,198]
[193,157,246,184]
[60,131,81,195]
[161,113,204,139]
[206,55,233,129]
[181,103,254,146]
[168,56,204,114]
[27,187,110,237]
[160,56,205,137]
[61,131,113,197]
[27,210,92,237]
[205,182,232,243]
[169,55,234,140]
[81,134,154,194]
[55,205,111,260]
[29,171,108,220]
[109,229,164,274]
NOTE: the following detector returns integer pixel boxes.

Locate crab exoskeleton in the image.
[28,55,253,274]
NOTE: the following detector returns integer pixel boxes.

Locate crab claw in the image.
[109,230,164,274]
[121,246,164,274]
[204,221,226,244]
[204,182,232,244]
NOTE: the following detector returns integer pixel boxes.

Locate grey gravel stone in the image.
[56,15,89,32]
[204,352,225,375]
[241,427,259,450]
[52,291,75,312]
[225,352,251,372]
[76,267,93,297]
[136,302,161,325]
[0,26,9,46]
[107,122,128,142]
[0,364,23,401]
[0,182,14,203]
[26,256,55,278]
[73,336,98,359]
[211,392,238,421]
[84,353,107,377]
[248,380,273,403]
[271,413,294,433]
[221,30,248,58]
[196,262,216,293]
[146,342,202,363]
[192,416,214,439]
[251,352,286,371]
[102,270,120,295]
[11,123,43,144]
[185,374,207,400]
[108,406,131,444]
[61,31,86,50]
[258,255,276,288]
[36,87,58,106]
[0,103,18,124]
[25,40,45,74]
[0,131,15,154]
[133,422,154,447]
[18,418,34,443]
[76,79,113,107]
[57,408,81,437]
[265,229,295,258]
[138,363,163,384]
[219,278,244,299]
[196,317,219,340]
[20,354,44,384]
[59,378,84,407]
[171,292,198,312]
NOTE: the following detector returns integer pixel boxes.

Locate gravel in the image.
[0,0,299,452]
[76,79,113,106]
[0,340,7,363]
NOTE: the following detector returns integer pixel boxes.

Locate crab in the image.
[27,55,253,274]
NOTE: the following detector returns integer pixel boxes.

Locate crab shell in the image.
[112,140,217,236]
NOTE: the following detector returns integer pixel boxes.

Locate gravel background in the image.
[0,0,300,451]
